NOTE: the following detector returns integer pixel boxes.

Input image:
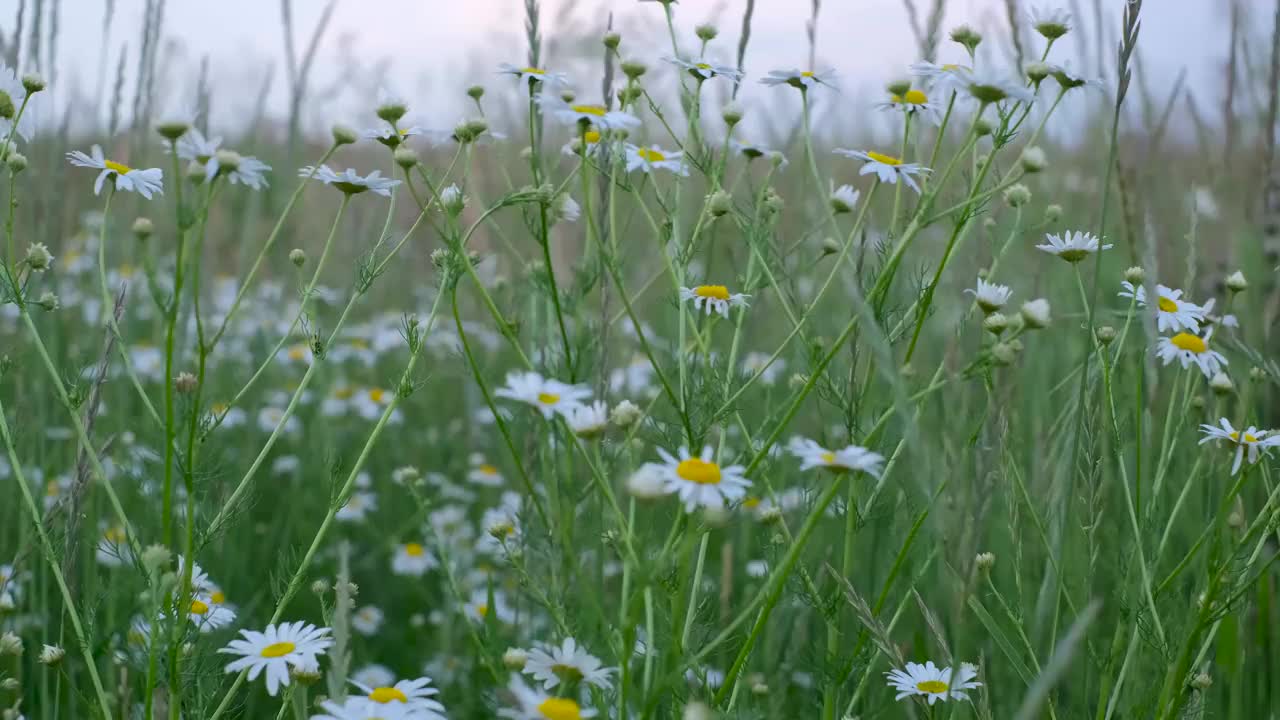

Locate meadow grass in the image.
[2,0,1280,718]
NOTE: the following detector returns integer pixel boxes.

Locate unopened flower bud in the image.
[0,677,17,691]
[36,291,59,311]
[213,149,241,172]
[886,79,912,97]
[38,644,65,666]
[157,120,190,141]
[290,661,323,685]
[141,544,171,575]
[1045,204,1063,223]
[974,118,994,137]
[25,242,53,271]
[1095,325,1116,345]
[6,152,26,173]
[1020,146,1047,173]
[0,632,22,656]
[22,73,46,93]
[289,249,307,267]
[707,189,733,218]
[984,313,1009,335]
[331,124,358,146]
[603,32,621,50]
[627,464,666,500]
[695,23,718,41]
[376,98,408,124]
[830,185,860,214]
[175,372,197,394]
[1190,672,1213,691]
[1210,372,1234,395]
[992,341,1018,365]
[132,217,154,239]
[721,101,744,126]
[621,60,648,80]
[1025,62,1052,83]
[1004,184,1031,207]
[610,399,643,428]
[466,85,485,100]
[1226,270,1247,293]
[394,146,419,169]
[503,647,528,669]
[1124,266,1145,284]
[821,236,841,256]
[310,579,330,596]
[440,184,467,215]
[976,551,996,572]
[1020,298,1051,329]
[950,24,983,53]
[683,701,713,720]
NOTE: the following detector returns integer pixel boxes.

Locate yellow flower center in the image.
[942,63,962,71]
[212,402,229,414]
[369,388,386,404]
[537,698,583,720]
[475,603,489,617]
[866,151,902,166]
[479,464,500,475]
[369,686,408,703]
[571,104,607,116]
[903,89,928,104]
[210,591,226,604]
[46,480,59,497]
[521,67,546,75]
[405,542,425,557]
[104,159,132,175]
[1170,332,1207,354]
[538,392,561,405]
[801,71,815,77]
[334,387,354,399]
[260,641,296,658]
[287,346,306,360]
[917,679,948,694]
[696,63,712,70]
[103,526,126,543]
[636,147,666,162]
[820,452,837,464]
[1157,296,1178,313]
[583,130,601,144]
[1229,431,1260,443]
[190,599,209,615]
[676,458,722,485]
[694,285,730,301]
[743,496,761,508]
[552,662,585,680]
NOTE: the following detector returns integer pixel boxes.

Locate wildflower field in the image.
[3,0,1280,717]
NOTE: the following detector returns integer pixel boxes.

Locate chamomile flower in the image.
[522,637,615,690]
[656,445,752,512]
[362,122,428,148]
[886,661,981,705]
[830,184,861,213]
[909,62,973,96]
[494,371,592,419]
[1155,330,1228,379]
[173,128,222,165]
[351,675,448,718]
[760,68,838,91]
[498,63,569,87]
[67,146,165,198]
[1118,282,1207,333]
[963,68,1036,105]
[336,491,377,522]
[536,94,640,131]
[833,149,930,193]
[463,589,517,624]
[875,88,941,123]
[311,696,430,720]
[351,605,385,636]
[1198,418,1277,475]
[218,621,332,696]
[468,456,506,487]
[499,675,598,720]
[392,542,438,577]
[187,594,237,633]
[1029,6,1072,39]
[787,437,884,476]
[298,165,400,196]
[679,285,750,319]
[1045,62,1100,91]
[560,130,604,158]
[729,139,787,166]
[624,144,688,175]
[666,56,743,82]
[1035,231,1112,262]
[565,401,610,439]
[221,155,272,189]
[965,278,1013,314]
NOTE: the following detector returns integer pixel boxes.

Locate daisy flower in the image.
[565,401,609,439]
[729,139,787,166]
[909,62,973,96]
[1118,282,1207,333]
[0,62,33,140]
[1155,330,1228,379]
[875,88,941,123]
[298,165,400,196]
[787,437,884,476]
[494,371,592,419]
[886,661,982,705]
[560,129,605,158]
[679,285,750,319]
[218,621,332,696]
[624,144,688,175]
[463,589,517,624]
[656,445,752,512]
[1198,418,1277,475]
[1029,6,1072,39]
[187,594,237,633]
[173,127,222,164]
[311,696,428,720]
[468,456,506,487]
[336,491,377,522]
[666,56,744,82]
[498,63,569,87]
[522,637,616,690]
[759,68,838,91]
[362,122,428,148]
[351,675,448,717]
[391,542,438,577]
[67,146,165,198]
[1046,62,1099,91]
[536,94,640,131]
[965,278,1013,314]
[830,184,861,213]
[1035,231,1112,263]
[833,149,930,193]
[499,675,598,720]
[963,69,1036,104]
[351,605,385,636]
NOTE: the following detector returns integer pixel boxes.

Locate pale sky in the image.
[8,0,1260,142]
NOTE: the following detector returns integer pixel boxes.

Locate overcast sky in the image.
[7,0,1264,142]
